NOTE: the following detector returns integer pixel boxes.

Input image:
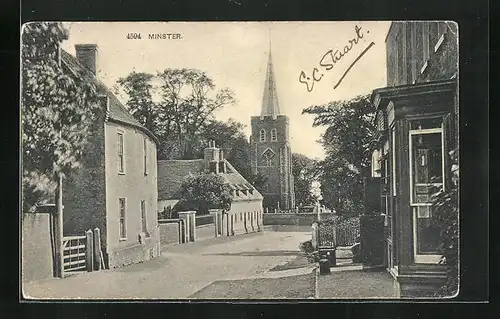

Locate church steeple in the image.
[260,38,281,120]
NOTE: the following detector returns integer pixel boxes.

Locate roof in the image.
[157,158,263,202]
[260,47,281,118]
[60,50,158,144]
[157,159,205,200]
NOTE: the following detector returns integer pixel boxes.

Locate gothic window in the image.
[260,129,266,142]
[271,128,277,141]
[262,148,275,167]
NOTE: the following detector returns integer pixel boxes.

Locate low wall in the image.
[159,220,181,245]
[108,236,160,269]
[195,214,214,226]
[263,213,333,226]
[263,225,313,232]
[22,213,54,283]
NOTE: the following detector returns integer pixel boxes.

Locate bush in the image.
[299,240,314,253]
[432,148,459,297]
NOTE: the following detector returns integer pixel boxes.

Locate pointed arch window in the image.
[262,148,275,167]
[260,129,266,142]
[271,128,277,141]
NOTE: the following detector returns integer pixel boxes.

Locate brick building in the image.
[61,44,160,269]
[250,47,295,211]
[369,21,458,297]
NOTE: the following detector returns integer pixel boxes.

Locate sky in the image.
[61,21,391,160]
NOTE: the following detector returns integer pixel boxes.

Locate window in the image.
[119,198,126,239]
[391,128,397,196]
[422,22,430,70]
[435,22,448,52]
[141,200,149,237]
[262,148,275,167]
[118,132,125,174]
[429,22,439,55]
[415,22,424,75]
[259,129,266,142]
[143,138,148,175]
[271,128,277,141]
[409,118,444,263]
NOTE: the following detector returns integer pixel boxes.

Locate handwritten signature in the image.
[299,25,375,92]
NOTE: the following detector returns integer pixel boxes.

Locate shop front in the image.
[370,78,457,298]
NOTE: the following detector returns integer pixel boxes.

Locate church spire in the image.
[260,35,281,119]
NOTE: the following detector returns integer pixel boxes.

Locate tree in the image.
[21,22,101,214]
[292,153,320,207]
[116,72,157,133]
[302,94,376,215]
[117,69,237,160]
[178,174,233,215]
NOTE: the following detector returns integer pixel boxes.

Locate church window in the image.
[271,128,277,141]
[262,148,275,167]
[260,129,266,142]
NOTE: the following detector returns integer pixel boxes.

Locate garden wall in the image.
[22,212,54,283]
[158,219,181,245]
[263,213,333,227]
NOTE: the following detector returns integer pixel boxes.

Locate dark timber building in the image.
[368,21,458,298]
[250,46,295,211]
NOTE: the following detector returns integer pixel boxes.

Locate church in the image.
[250,46,295,212]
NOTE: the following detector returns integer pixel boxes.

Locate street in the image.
[23,230,314,299]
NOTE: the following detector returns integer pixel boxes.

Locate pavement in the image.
[23,230,315,300]
[316,268,397,299]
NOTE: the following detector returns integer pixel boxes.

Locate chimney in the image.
[75,44,98,75]
[204,140,220,174]
[219,149,227,173]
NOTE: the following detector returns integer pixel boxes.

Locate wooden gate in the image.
[62,235,87,272]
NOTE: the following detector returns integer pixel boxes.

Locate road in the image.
[23,230,313,299]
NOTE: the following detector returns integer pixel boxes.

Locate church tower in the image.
[250,42,295,211]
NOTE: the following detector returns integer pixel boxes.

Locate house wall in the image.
[63,112,107,247]
[104,121,160,268]
[227,199,264,235]
[386,21,458,87]
[21,213,54,283]
[381,21,458,297]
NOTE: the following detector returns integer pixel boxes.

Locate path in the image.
[23,231,314,299]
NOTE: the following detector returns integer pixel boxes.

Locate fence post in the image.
[93,228,103,271]
[209,209,220,238]
[311,222,318,251]
[244,212,248,233]
[85,229,94,272]
[53,174,64,278]
[189,211,196,242]
[178,212,190,243]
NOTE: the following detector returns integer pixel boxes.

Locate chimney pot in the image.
[75,44,98,75]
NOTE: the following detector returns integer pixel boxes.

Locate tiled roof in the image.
[157,158,263,202]
[157,159,205,200]
[60,50,158,144]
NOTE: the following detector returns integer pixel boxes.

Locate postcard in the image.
[20,21,459,300]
